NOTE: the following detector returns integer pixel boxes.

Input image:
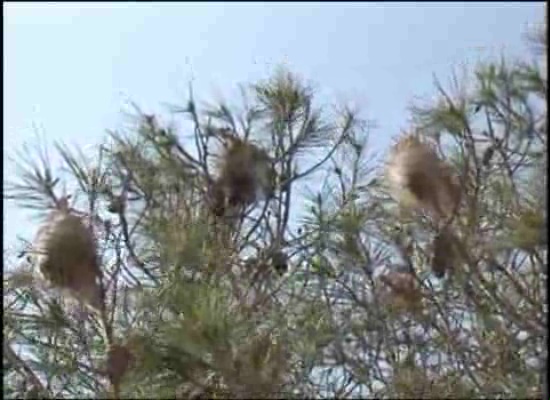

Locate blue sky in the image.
[3,2,544,253]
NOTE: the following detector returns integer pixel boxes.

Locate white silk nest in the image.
[385,134,461,220]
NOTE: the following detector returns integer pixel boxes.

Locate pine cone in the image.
[105,344,134,386]
[107,195,125,214]
[270,251,288,276]
[379,270,423,313]
[380,271,421,301]
[209,180,227,217]
[430,227,459,278]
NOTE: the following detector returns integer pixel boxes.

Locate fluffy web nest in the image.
[385,133,461,221]
[31,198,103,311]
[210,134,275,217]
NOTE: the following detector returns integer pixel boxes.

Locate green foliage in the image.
[4,19,547,399]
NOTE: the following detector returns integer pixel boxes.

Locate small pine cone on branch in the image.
[270,250,289,276]
[379,270,423,311]
[430,226,461,278]
[105,344,134,386]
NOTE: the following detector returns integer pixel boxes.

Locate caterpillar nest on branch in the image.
[210,134,275,216]
[385,133,461,220]
[32,198,103,311]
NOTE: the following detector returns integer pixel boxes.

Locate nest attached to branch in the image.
[210,134,275,217]
[385,133,461,221]
[32,200,103,311]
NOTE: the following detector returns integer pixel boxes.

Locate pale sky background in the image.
[3,2,545,256]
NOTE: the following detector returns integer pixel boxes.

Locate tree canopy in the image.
[4,18,547,400]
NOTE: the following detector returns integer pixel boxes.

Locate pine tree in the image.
[4,19,546,399]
